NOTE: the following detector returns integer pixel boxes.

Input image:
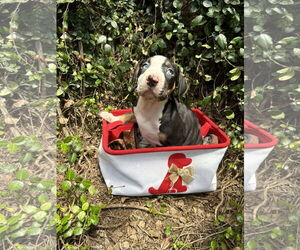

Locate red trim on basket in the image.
[101,109,230,155]
[244,120,278,149]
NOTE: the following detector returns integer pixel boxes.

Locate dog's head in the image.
[132,55,188,100]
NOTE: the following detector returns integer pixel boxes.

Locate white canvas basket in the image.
[99,109,230,196]
[244,120,278,191]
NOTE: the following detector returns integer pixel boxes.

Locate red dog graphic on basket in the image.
[149,153,194,194]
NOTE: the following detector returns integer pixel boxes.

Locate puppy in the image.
[100,55,202,148]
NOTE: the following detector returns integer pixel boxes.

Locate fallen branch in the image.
[102,204,181,219]
[96,221,125,230]
[214,183,236,220]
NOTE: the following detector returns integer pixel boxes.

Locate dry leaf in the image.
[64,99,74,108]
[59,117,68,124]
[161,238,170,250]
[12,99,29,108]
[5,117,18,125]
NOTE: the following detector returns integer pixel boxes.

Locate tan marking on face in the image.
[158,132,167,142]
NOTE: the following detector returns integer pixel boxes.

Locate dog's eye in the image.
[166,68,174,77]
[141,62,150,70]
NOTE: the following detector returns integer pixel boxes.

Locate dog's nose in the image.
[147,75,159,88]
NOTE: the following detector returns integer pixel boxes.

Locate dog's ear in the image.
[177,69,189,96]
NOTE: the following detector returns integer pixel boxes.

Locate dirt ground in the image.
[57,101,244,250]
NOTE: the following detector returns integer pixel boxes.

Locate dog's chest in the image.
[134,99,166,146]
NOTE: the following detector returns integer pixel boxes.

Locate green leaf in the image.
[293,48,300,57]
[246,240,257,250]
[90,214,99,225]
[229,67,239,74]
[270,232,277,239]
[276,67,291,74]
[97,35,107,44]
[111,20,118,29]
[60,143,70,153]
[56,88,64,96]
[217,215,225,222]
[0,164,17,173]
[224,110,235,119]
[7,214,22,225]
[278,36,298,45]
[40,202,52,211]
[229,68,241,81]
[165,32,172,40]
[77,211,86,222]
[10,228,27,239]
[202,44,211,49]
[48,63,56,74]
[271,111,285,120]
[191,15,205,27]
[0,225,9,234]
[61,181,72,191]
[7,143,21,153]
[0,87,12,96]
[255,34,273,49]
[68,152,77,164]
[203,0,212,7]
[278,68,295,81]
[11,136,26,144]
[33,211,47,222]
[7,180,24,191]
[15,169,29,180]
[27,227,42,236]
[66,169,75,180]
[215,34,227,49]
[258,215,269,222]
[70,205,81,214]
[28,142,41,152]
[104,44,112,54]
[173,0,183,9]
[82,202,89,211]
[90,205,101,215]
[88,185,96,195]
[38,194,49,204]
[80,194,87,203]
[57,164,67,173]
[41,180,55,188]
[73,227,83,236]
[0,214,7,224]
[157,38,167,49]
[210,239,218,250]
[145,201,153,208]
[20,152,33,164]
[63,228,73,238]
[22,205,38,214]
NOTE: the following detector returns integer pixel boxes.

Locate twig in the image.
[253,186,269,221]
[103,204,181,219]
[187,228,228,245]
[96,221,125,230]
[5,236,15,250]
[35,40,46,97]
[245,228,273,237]
[0,100,20,137]
[214,183,236,220]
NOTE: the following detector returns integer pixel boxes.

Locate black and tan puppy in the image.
[100,55,202,148]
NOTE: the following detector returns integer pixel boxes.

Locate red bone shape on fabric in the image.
[148,153,192,194]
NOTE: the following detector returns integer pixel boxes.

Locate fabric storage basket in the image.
[99,109,230,196]
[244,120,278,191]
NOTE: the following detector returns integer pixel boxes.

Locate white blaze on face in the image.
[137,55,167,97]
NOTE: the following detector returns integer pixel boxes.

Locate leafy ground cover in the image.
[56,1,244,248]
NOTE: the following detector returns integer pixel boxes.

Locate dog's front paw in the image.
[100,111,120,123]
